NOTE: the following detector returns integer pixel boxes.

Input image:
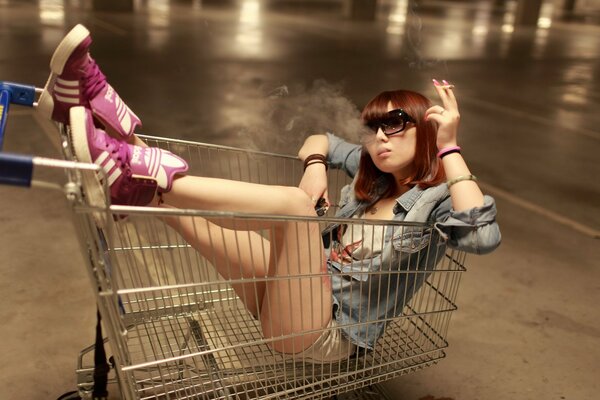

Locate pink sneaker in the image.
[70,107,188,207]
[38,24,141,138]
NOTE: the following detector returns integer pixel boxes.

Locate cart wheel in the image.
[56,391,82,400]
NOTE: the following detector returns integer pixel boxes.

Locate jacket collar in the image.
[394,185,425,214]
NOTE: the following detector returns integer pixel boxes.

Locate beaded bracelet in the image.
[437,145,461,158]
[447,174,477,188]
[303,154,328,171]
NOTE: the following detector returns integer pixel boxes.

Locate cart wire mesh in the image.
[66,133,466,400]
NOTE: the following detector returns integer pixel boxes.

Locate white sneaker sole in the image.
[70,106,109,223]
[37,24,90,122]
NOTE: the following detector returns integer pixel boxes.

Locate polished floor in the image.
[1,0,599,399]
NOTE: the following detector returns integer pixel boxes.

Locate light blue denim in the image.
[323,133,502,349]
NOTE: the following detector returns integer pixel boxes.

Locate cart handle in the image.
[0,152,103,190]
[0,81,38,150]
[0,152,34,187]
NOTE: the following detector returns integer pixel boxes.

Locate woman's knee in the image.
[281,187,317,216]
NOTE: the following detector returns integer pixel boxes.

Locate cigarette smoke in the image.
[231,80,368,154]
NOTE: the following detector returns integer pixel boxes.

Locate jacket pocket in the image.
[391,227,433,253]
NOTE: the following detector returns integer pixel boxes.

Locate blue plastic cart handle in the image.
[0,81,37,150]
[0,89,10,150]
[0,152,34,187]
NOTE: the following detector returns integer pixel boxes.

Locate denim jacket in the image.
[324,133,501,349]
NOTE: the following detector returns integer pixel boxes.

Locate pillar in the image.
[343,0,378,20]
[92,0,134,12]
[514,0,544,26]
[563,0,577,12]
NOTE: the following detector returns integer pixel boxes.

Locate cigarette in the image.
[440,85,455,89]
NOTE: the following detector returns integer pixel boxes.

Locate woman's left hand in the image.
[425,79,460,149]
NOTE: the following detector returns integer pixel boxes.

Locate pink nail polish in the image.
[442,80,450,85]
[432,79,440,86]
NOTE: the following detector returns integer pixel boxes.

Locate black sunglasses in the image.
[365,108,416,136]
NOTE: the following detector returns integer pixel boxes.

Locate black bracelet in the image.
[303,154,328,171]
[305,160,328,171]
[439,148,461,159]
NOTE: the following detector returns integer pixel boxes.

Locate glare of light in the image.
[146,0,170,50]
[560,64,591,106]
[149,0,170,28]
[39,0,65,26]
[537,2,554,29]
[537,17,552,29]
[386,0,408,36]
[236,0,263,55]
[472,25,488,36]
[501,24,514,33]
[501,0,516,35]
[385,0,408,56]
[471,5,491,40]
[386,26,404,35]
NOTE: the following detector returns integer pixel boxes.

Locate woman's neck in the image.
[391,182,411,198]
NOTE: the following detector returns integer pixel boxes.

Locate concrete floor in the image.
[1,0,599,399]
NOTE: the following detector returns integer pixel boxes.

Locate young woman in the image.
[41,24,501,362]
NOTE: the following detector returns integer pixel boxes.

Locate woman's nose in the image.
[376,128,388,141]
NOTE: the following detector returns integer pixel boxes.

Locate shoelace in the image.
[82,55,107,101]
[103,134,130,167]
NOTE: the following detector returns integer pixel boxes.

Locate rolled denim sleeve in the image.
[326,132,362,178]
[433,195,502,254]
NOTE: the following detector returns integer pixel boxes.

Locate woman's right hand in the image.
[299,163,330,209]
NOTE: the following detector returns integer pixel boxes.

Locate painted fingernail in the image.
[442,80,450,85]
[432,79,440,86]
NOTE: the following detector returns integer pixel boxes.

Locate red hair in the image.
[355,90,445,202]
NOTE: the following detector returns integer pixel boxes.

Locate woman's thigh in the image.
[259,220,332,354]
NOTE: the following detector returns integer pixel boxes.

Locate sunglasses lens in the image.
[365,109,414,135]
[382,117,406,134]
[365,121,380,132]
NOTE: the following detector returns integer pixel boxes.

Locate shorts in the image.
[293,318,357,363]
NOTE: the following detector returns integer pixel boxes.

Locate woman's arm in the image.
[425,79,484,212]
[298,134,329,161]
[298,134,330,206]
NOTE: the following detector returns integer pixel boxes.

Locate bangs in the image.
[361,90,430,125]
[361,92,394,124]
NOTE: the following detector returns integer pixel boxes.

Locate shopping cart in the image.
[1,81,467,400]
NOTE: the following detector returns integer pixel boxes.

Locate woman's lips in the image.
[377,148,392,157]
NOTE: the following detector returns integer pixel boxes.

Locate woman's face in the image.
[363,102,417,180]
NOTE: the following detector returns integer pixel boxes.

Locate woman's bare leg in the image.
[163,175,312,217]
[161,182,332,353]
[164,213,270,317]
[260,219,332,353]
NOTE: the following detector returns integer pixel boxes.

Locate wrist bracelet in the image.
[437,145,461,158]
[447,174,477,188]
[305,160,328,171]
[303,154,328,171]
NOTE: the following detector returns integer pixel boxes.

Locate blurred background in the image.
[0,0,599,399]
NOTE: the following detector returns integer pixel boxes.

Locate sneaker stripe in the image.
[147,148,157,177]
[56,78,79,87]
[96,157,116,174]
[106,167,122,186]
[55,94,80,104]
[118,103,127,121]
[151,149,161,178]
[54,86,79,95]
[93,151,121,186]
[94,151,110,167]
[116,96,124,115]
